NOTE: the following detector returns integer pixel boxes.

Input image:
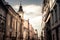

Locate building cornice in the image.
[50,1,56,11]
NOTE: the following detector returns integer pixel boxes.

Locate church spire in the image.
[18,0,23,12]
[18,0,24,19]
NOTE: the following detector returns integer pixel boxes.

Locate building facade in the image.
[40,30,44,40]
[17,2,24,40]
[34,29,38,40]
[23,20,29,40]
[42,0,60,40]
[29,24,35,40]
[0,0,8,40]
[42,0,52,40]
[23,20,35,40]
[5,4,21,40]
[50,0,60,40]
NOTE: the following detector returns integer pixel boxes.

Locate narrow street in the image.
[0,0,60,40]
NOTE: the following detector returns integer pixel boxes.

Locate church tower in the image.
[18,1,24,19]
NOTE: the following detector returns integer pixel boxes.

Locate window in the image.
[51,10,54,25]
[6,14,11,36]
[17,21,20,32]
[59,4,60,20]
[7,14,11,27]
[54,5,58,23]
[12,17,16,37]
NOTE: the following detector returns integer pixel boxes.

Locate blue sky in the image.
[5,0,43,37]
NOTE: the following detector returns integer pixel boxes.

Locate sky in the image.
[5,0,43,37]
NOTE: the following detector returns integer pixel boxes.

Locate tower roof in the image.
[18,1,23,12]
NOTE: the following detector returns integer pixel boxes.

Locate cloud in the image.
[23,5,42,19]
[12,4,42,12]
[29,16,42,28]
[12,5,19,11]
[12,4,42,19]
[23,5,41,13]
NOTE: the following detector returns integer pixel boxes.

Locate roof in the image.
[5,4,21,17]
[18,3,24,13]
